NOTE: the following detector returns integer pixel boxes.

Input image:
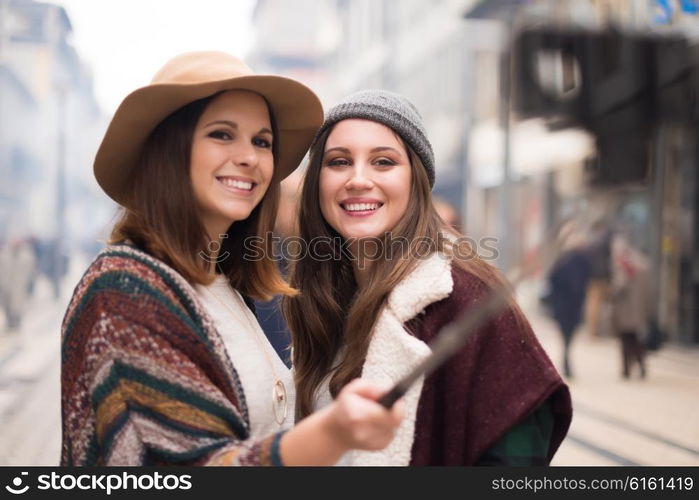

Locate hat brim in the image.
[94,74,323,206]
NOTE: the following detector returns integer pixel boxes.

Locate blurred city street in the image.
[517,282,699,466]
[2,0,699,469]
[0,257,86,465]
[0,287,62,465]
[0,270,697,466]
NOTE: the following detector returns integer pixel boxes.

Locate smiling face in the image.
[319,119,412,241]
[190,90,274,239]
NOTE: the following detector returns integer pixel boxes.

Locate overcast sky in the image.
[56,0,257,114]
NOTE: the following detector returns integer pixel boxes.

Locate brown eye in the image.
[326,157,350,167]
[375,158,396,167]
[253,137,272,149]
[209,130,232,140]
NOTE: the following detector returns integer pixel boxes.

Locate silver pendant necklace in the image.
[205,283,288,427]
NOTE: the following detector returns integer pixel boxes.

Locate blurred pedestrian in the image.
[610,234,651,379]
[583,219,613,338]
[546,222,591,379]
[285,90,572,465]
[60,52,402,466]
[0,238,37,331]
[433,196,462,232]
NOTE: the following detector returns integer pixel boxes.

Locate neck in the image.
[202,213,233,245]
[352,262,371,288]
[349,239,376,288]
[202,220,233,277]
[205,226,228,246]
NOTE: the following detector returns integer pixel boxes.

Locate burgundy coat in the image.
[316,253,571,466]
[406,266,572,465]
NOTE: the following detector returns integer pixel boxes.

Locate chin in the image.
[228,210,254,222]
[340,228,386,241]
[218,203,256,222]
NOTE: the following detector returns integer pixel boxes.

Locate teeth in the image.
[220,178,253,190]
[344,203,380,212]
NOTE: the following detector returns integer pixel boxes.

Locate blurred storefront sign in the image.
[468,118,594,187]
[513,27,695,185]
[655,0,699,24]
[465,0,532,20]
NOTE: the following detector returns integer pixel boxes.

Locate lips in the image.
[339,198,384,216]
[216,176,257,193]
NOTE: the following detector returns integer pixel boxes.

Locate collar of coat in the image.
[345,251,454,465]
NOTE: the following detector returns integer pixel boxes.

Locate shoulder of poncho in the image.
[62,243,210,338]
[91,244,201,305]
[96,244,190,285]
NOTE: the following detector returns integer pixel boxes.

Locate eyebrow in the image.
[370,146,401,154]
[323,146,402,155]
[204,120,273,135]
[324,147,351,155]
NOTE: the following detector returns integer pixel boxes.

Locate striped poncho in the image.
[60,244,285,465]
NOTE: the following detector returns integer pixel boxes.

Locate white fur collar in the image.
[347,252,454,465]
[387,252,454,323]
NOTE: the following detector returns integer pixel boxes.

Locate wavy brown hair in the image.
[110,92,294,300]
[285,126,526,419]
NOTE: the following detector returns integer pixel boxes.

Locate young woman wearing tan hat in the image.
[285,90,572,465]
[60,53,403,466]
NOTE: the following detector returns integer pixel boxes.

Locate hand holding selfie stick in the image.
[378,234,562,409]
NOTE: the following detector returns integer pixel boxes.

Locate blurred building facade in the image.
[248,0,699,345]
[492,0,699,346]
[247,0,342,106]
[0,0,108,257]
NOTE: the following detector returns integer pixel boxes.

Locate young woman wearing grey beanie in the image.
[284,89,572,465]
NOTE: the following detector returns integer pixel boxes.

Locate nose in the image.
[345,163,374,191]
[231,140,258,168]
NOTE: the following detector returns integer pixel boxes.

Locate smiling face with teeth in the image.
[190,90,275,239]
[319,119,412,241]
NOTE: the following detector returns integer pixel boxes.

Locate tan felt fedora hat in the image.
[94,51,323,206]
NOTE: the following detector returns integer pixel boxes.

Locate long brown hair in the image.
[285,126,524,419]
[111,92,294,300]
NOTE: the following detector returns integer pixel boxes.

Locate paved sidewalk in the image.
[518,281,699,466]
[0,298,62,465]
[0,257,87,465]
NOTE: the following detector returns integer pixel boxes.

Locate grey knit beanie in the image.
[314,89,435,187]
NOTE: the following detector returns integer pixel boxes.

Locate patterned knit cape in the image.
[60,244,284,465]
